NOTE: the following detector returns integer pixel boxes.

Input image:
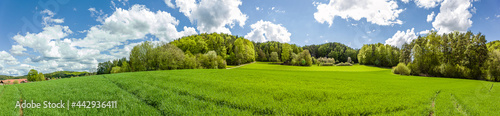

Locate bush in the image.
[111,66,121,74]
[392,63,411,75]
[291,50,313,66]
[270,52,279,62]
[312,57,318,64]
[336,62,352,66]
[317,57,335,64]
[199,51,226,69]
[157,44,185,70]
[321,63,335,66]
[13,80,19,84]
[183,53,200,69]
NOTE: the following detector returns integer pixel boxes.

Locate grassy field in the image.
[0,62,498,115]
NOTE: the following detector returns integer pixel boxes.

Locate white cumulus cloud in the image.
[427,11,435,22]
[76,4,198,51]
[385,28,417,48]
[10,45,27,55]
[164,0,175,8]
[244,20,291,43]
[175,0,248,34]
[413,0,443,9]
[0,51,19,65]
[432,0,473,34]
[314,0,404,26]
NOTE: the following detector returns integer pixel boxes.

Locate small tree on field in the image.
[37,72,45,81]
[27,69,38,82]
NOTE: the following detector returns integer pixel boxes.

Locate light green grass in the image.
[0,85,21,116]
[13,76,161,115]
[2,62,499,115]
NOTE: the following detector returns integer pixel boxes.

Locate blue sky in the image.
[0,0,499,76]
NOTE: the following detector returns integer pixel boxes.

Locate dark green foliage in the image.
[37,72,45,81]
[0,75,22,80]
[228,38,255,65]
[269,52,279,62]
[172,33,254,65]
[487,50,500,81]
[97,61,113,74]
[199,51,226,69]
[98,33,259,74]
[110,66,121,74]
[394,31,492,80]
[157,43,185,70]
[45,71,90,79]
[26,69,46,81]
[121,61,130,72]
[486,40,500,52]
[399,43,412,64]
[358,43,400,67]
[183,53,201,69]
[130,41,151,72]
[281,43,291,63]
[27,69,38,81]
[392,63,411,75]
[405,31,488,79]
[253,41,302,62]
[303,42,358,63]
[291,50,313,66]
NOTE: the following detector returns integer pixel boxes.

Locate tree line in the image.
[98,33,366,74]
[303,42,358,63]
[97,33,255,74]
[386,31,499,81]
[357,43,400,67]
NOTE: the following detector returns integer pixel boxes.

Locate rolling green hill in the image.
[1,62,498,115]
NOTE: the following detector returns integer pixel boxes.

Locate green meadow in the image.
[1,62,498,115]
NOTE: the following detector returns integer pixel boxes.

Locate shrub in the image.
[317,57,335,64]
[199,51,226,69]
[13,80,19,84]
[312,57,318,64]
[270,52,279,63]
[111,67,121,74]
[157,44,185,70]
[321,63,335,66]
[392,63,411,75]
[336,62,352,66]
[183,53,200,69]
[291,50,313,66]
[217,56,227,69]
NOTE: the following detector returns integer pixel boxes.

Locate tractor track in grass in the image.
[451,94,468,116]
[15,85,23,116]
[429,90,440,116]
[101,75,164,115]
